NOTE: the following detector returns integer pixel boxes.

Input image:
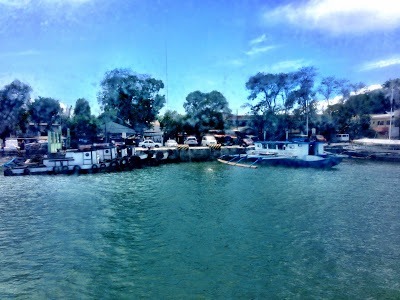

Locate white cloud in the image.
[245,45,276,56]
[250,34,267,45]
[360,57,400,71]
[224,59,244,67]
[267,59,311,72]
[0,0,91,7]
[264,0,400,34]
[0,0,30,7]
[0,50,41,57]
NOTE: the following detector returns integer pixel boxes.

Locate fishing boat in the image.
[218,140,343,168]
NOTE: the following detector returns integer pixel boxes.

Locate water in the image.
[0,160,399,299]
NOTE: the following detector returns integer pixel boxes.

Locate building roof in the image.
[370,109,400,119]
[101,121,136,134]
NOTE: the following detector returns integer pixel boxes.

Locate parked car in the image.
[138,139,162,148]
[241,137,254,147]
[201,135,217,146]
[184,136,198,146]
[214,134,235,146]
[164,139,178,147]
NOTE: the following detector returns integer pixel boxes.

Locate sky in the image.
[1,0,400,115]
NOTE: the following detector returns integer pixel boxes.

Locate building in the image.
[370,110,399,139]
[100,121,136,141]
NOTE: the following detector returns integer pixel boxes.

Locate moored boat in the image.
[218,140,343,168]
[2,131,168,176]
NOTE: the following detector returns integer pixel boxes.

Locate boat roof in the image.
[353,138,400,146]
[255,140,310,144]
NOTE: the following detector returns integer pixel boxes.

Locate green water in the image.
[0,160,399,299]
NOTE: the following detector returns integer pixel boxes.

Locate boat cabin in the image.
[254,141,324,157]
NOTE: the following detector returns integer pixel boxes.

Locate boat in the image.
[218,140,343,168]
[339,138,400,161]
[2,132,168,176]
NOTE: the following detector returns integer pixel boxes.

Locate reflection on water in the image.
[0,160,399,298]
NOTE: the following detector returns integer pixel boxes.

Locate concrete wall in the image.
[135,146,246,162]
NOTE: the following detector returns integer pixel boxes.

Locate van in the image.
[334,134,350,142]
[201,135,217,146]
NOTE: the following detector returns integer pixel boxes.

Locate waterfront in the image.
[0,160,399,298]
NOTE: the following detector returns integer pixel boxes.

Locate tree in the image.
[337,79,351,102]
[318,76,341,107]
[73,98,91,117]
[183,90,231,135]
[245,72,290,114]
[350,82,367,95]
[97,68,165,132]
[0,80,32,143]
[291,67,318,135]
[245,72,297,139]
[69,98,99,143]
[383,79,400,110]
[382,78,400,139]
[159,110,186,140]
[29,96,62,132]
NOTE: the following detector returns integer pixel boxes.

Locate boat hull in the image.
[218,154,343,168]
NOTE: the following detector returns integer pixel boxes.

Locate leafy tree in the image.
[74,98,91,117]
[383,78,400,110]
[382,79,400,139]
[0,80,32,143]
[318,76,341,107]
[245,72,299,139]
[69,98,99,143]
[29,96,62,132]
[348,115,374,139]
[98,68,165,132]
[336,79,351,102]
[159,110,186,140]
[245,72,288,113]
[350,82,366,95]
[183,90,231,135]
[290,67,318,135]
[346,90,388,115]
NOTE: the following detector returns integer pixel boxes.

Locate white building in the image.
[370,110,399,139]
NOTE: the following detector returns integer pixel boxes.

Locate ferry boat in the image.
[218,140,343,168]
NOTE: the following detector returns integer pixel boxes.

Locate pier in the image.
[133,145,246,163]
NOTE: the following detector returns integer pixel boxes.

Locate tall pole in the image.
[305,99,309,137]
[389,85,394,140]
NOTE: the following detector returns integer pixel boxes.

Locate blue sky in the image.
[1,0,400,115]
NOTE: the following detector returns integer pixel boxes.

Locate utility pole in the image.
[389,84,394,140]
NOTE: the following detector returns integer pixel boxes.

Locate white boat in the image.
[218,140,343,168]
[4,130,169,176]
[2,144,156,176]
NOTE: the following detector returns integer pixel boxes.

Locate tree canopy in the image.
[245,67,318,138]
[159,110,186,140]
[183,90,231,135]
[29,97,62,131]
[97,68,165,132]
[68,98,99,143]
[0,80,32,141]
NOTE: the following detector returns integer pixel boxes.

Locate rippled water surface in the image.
[0,160,399,298]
